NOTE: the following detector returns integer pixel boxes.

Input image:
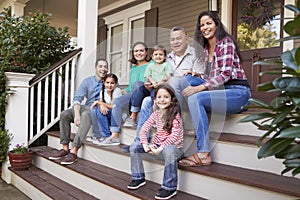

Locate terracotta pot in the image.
[8,150,34,170]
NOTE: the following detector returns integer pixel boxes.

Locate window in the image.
[104,2,151,85]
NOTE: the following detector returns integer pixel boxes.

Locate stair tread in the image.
[46,131,300,198]
[31,146,205,200]
[10,165,98,200]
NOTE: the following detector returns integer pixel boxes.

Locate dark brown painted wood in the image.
[10,166,98,200]
[46,131,300,198]
[29,146,205,200]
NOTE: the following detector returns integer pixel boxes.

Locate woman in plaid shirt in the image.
[179,11,251,166]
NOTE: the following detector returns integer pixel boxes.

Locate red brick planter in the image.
[8,150,34,170]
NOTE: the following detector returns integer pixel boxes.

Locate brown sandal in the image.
[178,153,212,167]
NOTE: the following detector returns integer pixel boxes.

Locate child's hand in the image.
[100,105,108,115]
[149,145,163,155]
[142,144,151,153]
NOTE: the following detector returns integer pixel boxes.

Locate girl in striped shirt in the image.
[127,84,184,200]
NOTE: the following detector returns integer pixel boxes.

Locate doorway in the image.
[232,0,283,103]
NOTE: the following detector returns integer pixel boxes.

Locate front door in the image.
[232,0,283,103]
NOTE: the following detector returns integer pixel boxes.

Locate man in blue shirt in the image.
[49,58,109,165]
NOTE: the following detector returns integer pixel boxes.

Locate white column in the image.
[5,72,35,149]
[0,0,29,16]
[221,0,232,34]
[283,0,295,52]
[76,0,98,85]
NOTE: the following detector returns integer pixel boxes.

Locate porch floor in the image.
[0,165,30,200]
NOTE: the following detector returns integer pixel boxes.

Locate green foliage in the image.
[0,130,12,163]
[237,22,279,50]
[0,8,70,74]
[239,2,300,176]
[11,143,28,154]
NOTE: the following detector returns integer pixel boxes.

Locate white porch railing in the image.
[27,48,82,145]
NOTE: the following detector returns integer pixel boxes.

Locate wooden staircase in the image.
[2,112,300,200]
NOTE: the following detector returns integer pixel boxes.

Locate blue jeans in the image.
[96,108,118,138]
[168,75,204,106]
[112,81,144,132]
[130,141,184,191]
[187,85,251,152]
[134,96,154,141]
[130,85,152,113]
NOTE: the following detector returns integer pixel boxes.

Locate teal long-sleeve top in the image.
[124,62,150,93]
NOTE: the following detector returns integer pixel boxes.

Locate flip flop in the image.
[178,153,212,167]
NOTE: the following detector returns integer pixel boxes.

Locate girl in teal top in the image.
[101,42,151,145]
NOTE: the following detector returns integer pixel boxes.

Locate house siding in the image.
[151,0,209,50]
[295,40,300,48]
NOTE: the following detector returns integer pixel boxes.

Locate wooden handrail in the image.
[29,48,82,86]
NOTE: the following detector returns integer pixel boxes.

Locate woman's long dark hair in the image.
[154,84,181,134]
[194,11,242,59]
[128,41,152,64]
[101,73,118,103]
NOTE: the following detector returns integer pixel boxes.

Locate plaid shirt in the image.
[202,36,248,90]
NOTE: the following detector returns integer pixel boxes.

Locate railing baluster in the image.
[51,72,56,121]
[64,62,70,110]
[44,76,49,128]
[57,68,63,116]
[37,82,42,133]
[70,57,76,105]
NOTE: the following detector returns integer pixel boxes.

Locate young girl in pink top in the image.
[127,84,184,200]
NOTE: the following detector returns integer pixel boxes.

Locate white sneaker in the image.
[86,136,99,142]
[97,137,121,146]
[92,137,106,145]
[123,117,137,127]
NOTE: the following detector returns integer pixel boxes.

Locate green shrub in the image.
[240,1,300,176]
[0,8,70,74]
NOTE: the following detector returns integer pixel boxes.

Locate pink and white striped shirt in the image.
[139,110,184,148]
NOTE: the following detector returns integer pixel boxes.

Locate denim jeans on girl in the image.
[96,108,118,138]
[111,81,144,132]
[130,141,184,191]
[187,85,251,152]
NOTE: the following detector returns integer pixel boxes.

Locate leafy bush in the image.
[240,1,300,176]
[0,8,70,74]
[0,130,12,163]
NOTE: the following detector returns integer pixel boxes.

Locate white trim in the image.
[103,1,151,84]
[221,0,232,34]
[283,0,295,52]
[103,1,150,24]
[98,0,149,15]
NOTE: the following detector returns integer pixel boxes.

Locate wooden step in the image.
[31,146,205,200]
[46,131,300,199]
[9,166,98,200]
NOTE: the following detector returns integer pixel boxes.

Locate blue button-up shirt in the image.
[72,76,102,107]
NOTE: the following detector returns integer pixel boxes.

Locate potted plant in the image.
[8,144,33,170]
[240,1,300,176]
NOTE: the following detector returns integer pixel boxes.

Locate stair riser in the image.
[210,142,286,175]
[33,156,139,200]
[178,171,295,200]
